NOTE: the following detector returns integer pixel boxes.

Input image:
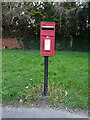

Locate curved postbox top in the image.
[40,21,55,36]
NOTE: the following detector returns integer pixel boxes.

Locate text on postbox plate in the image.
[44,39,50,50]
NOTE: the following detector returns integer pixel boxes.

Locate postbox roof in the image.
[42,26,54,28]
[41,21,55,27]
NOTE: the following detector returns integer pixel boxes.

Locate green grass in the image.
[2,49,88,109]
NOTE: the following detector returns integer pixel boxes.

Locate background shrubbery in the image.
[2,2,89,51]
[17,32,88,51]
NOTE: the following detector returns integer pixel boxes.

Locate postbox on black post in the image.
[40,21,55,96]
[40,21,55,56]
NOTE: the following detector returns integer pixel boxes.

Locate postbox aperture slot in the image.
[42,28,54,30]
[42,26,54,30]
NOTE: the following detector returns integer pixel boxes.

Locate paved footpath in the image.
[1,106,88,118]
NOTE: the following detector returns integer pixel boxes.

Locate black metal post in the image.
[44,56,48,96]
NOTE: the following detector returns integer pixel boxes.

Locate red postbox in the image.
[40,21,55,56]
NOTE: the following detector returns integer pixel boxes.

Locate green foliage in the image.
[2,50,88,109]
[17,36,40,49]
[55,36,71,51]
[2,2,89,51]
[2,2,57,37]
[60,2,76,9]
[16,35,88,52]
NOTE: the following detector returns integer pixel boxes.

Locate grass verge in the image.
[2,49,88,110]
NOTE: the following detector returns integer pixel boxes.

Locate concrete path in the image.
[0,106,2,120]
[2,106,88,118]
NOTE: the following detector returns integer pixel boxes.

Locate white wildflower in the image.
[65,91,68,96]
[25,86,29,89]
